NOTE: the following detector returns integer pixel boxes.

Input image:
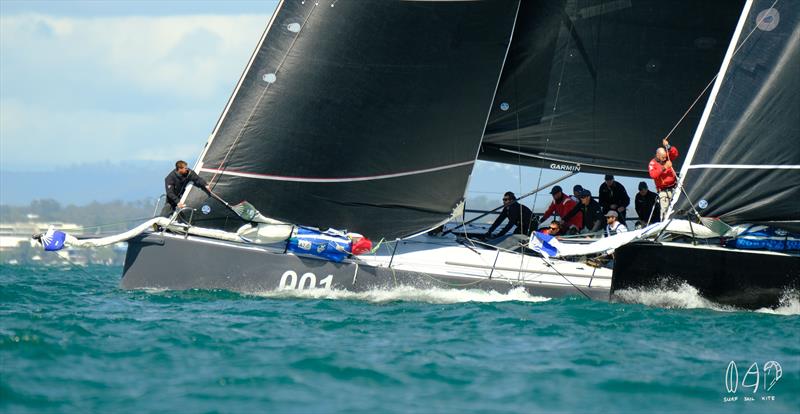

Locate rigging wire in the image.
[663,0,779,143]
[665,0,779,221]
[531,18,572,223]
[209,3,319,188]
[462,236,593,300]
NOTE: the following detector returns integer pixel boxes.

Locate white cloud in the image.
[1,13,266,100]
[0,13,268,169]
[0,98,216,169]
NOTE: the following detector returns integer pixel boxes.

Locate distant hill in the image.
[1,161,172,205]
[1,160,646,219]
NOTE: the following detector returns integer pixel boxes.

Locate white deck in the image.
[360,233,612,290]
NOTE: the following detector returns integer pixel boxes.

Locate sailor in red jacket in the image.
[541,186,583,233]
[648,138,679,221]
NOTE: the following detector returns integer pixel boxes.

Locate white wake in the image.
[614,283,799,315]
[248,286,551,304]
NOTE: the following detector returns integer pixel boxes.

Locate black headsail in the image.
[480,0,745,176]
[183,0,521,239]
[673,0,800,230]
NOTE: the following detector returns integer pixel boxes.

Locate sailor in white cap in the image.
[604,210,627,237]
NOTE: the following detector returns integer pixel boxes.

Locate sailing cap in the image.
[573,185,584,193]
[604,174,614,181]
[580,189,592,198]
[550,185,563,194]
[638,181,648,190]
[605,210,618,217]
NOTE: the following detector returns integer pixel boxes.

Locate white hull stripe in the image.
[688,164,800,170]
[199,160,474,183]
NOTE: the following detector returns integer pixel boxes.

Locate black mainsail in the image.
[480,0,745,175]
[182,0,521,239]
[673,0,800,230]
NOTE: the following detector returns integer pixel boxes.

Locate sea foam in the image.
[247,285,551,304]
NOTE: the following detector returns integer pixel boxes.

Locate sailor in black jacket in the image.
[486,192,534,237]
[634,181,660,226]
[161,160,211,216]
[598,174,630,223]
[563,190,605,234]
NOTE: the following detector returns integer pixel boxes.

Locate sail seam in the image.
[198,160,475,183]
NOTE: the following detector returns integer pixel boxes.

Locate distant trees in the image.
[0,199,156,233]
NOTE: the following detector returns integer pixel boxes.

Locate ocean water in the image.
[1,265,798,414]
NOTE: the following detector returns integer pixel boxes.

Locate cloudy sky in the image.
[0,0,636,209]
[1,0,278,170]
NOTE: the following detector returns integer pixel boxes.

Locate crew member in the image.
[485,192,534,238]
[544,220,563,236]
[598,174,630,223]
[604,211,627,237]
[648,138,679,221]
[162,160,211,216]
[634,181,660,227]
[571,185,584,202]
[563,190,604,234]
[541,186,582,233]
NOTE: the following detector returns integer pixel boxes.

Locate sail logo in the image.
[724,360,782,403]
[549,163,581,172]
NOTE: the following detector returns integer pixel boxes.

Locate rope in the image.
[53,251,96,280]
[68,217,157,233]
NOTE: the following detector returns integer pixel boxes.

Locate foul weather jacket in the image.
[542,196,583,230]
[563,199,604,233]
[598,181,630,214]
[487,202,534,237]
[648,146,679,191]
[635,190,660,225]
[164,169,209,208]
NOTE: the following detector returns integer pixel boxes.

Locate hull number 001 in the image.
[279,271,333,290]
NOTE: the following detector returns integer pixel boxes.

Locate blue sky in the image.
[0,0,643,210]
